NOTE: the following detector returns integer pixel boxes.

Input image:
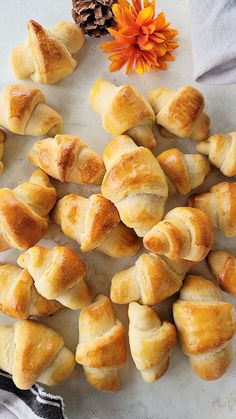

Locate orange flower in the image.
[100,0,179,75]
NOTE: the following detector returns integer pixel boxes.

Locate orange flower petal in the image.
[119,25,140,36]
[138,35,154,51]
[109,56,127,72]
[132,0,142,13]
[155,12,169,30]
[136,6,155,26]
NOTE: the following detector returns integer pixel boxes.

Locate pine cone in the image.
[72,0,117,38]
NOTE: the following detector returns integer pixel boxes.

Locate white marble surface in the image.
[0,1,236,418]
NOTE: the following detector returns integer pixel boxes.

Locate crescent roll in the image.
[0,84,63,136]
[157,148,210,195]
[0,129,5,174]
[11,20,84,84]
[173,275,236,380]
[101,135,168,237]
[111,253,192,305]
[196,132,236,177]
[17,245,91,310]
[76,295,127,392]
[28,134,105,185]
[89,79,156,149]
[52,193,141,258]
[188,182,236,237]
[0,264,60,319]
[128,302,177,383]
[0,169,57,252]
[0,319,75,389]
[208,250,236,296]
[144,207,214,262]
[148,86,210,141]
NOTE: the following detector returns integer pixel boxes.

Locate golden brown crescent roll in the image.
[128,302,177,383]
[0,84,63,136]
[196,132,236,177]
[10,20,84,84]
[173,275,236,380]
[188,182,236,238]
[89,79,156,149]
[208,250,236,296]
[76,295,127,392]
[28,134,105,185]
[17,245,91,310]
[144,207,214,262]
[0,169,57,252]
[148,86,210,141]
[0,264,60,319]
[0,129,5,174]
[110,253,192,305]
[157,148,210,195]
[101,135,168,237]
[52,193,141,258]
[0,319,75,389]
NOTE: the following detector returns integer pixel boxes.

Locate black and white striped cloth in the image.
[0,372,67,419]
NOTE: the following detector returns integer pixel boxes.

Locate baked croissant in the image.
[76,295,127,392]
[196,132,236,177]
[0,169,57,252]
[208,250,236,296]
[0,129,5,174]
[0,84,63,136]
[144,207,214,262]
[148,86,210,141]
[52,193,141,258]
[28,134,105,185]
[173,275,236,380]
[188,182,236,237]
[101,135,168,237]
[128,302,177,383]
[17,245,91,310]
[89,79,156,149]
[0,264,60,319]
[0,319,75,389]
[157,148,210,195]
[111,253,192,305]
[11,20,84,84]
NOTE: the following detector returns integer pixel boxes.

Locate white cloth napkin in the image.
[189,0,236,84]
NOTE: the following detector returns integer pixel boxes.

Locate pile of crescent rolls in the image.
[0,18,235,393]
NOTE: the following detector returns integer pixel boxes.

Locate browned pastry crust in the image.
[144,207,214,262]
[157,148,210,195]
[128,302,177,383]
[0,264,60,319]
[0,129,5,174]
[0,169,57,252]
[196,132,236,177]
[17,245,91,309]
[28,134,105,185]
[208,250,236,296]
[173,275,236,380]
[89,79,156,149]
[76,295,127,392]
[148,86,210,141]
[52,193,141,258]
[110,253,192,305]
[11,20,84,84]
[0,319,75,389]
[0,84,63,136]
[101,135,168,237]
[188,182,236,237]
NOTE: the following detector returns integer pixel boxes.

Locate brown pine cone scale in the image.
[72,0,117,38]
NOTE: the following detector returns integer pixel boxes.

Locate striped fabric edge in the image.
[0,371,68,419]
